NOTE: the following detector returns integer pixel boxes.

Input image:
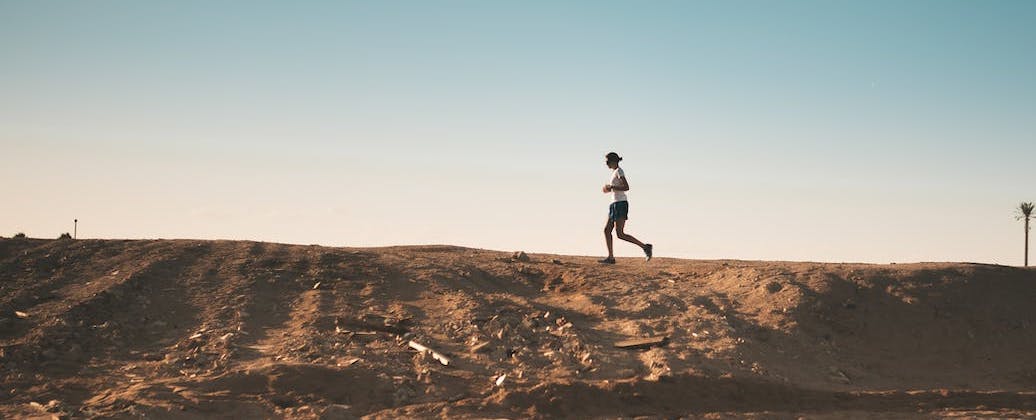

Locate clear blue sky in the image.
[2,1,1034,264]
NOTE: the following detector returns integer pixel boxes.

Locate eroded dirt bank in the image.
[2,238,1035,418]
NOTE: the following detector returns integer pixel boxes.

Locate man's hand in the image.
[602,184,613,193]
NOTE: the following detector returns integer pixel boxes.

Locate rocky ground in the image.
[2,238,1036,418]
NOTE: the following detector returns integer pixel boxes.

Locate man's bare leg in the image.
[615,219,646,249]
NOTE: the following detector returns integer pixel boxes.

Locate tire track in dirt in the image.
[232,242,296,354]
[0,241,213,412]
[153,241,275,377]
[4,241,209,359]
[47,242,307,418]
[231,242,320,364]
[245,287,335,365]
[0,240,170,340]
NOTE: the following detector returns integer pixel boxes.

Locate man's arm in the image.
[612,176,630,191]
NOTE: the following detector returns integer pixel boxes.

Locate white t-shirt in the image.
[609,168,628,203]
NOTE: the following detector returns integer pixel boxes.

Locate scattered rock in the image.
[320,404,357,420]
[14,311,29,319]
[614,336,669,350]
[408,340,451,366]
[765,281,783,293]
[828,367,851,384]
[551,259,562,264]
[44,399,65,412]
[512,251,530,262]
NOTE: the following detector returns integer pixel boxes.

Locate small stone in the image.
[512,251,530,262]
[765,282,782,293]
[14,311,29,319]
[44,400,63,412]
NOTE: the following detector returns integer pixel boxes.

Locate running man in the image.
[600,152,652,264]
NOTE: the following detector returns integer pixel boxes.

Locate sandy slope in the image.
[1,238,1035,418]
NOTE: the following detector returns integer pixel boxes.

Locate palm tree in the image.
[1019,202,1035,267]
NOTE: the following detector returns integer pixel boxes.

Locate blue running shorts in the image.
[608,200,629,221]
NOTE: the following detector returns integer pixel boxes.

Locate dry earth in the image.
[2,238,1036,418]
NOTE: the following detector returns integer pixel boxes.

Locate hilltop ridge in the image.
[2,238,1036,418]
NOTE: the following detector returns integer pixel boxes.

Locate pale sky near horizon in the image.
[2,1,1035,265]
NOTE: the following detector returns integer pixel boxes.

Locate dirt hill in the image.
[2,238,1036,418]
